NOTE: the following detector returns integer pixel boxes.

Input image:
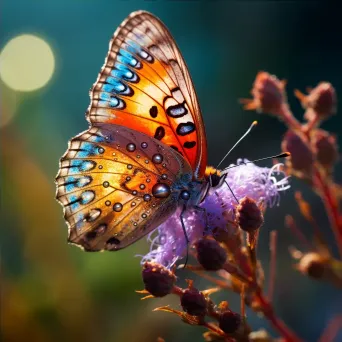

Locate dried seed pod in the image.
[180,286,207,316]
[142,262,176,297]
[281,130,313,174]
[219,309,242,334]
[235,197,264,232]
[311,129,338,169]
[297,252,327,279]
[195,237,227,271]
[295,82,336,121]
[241,71,287,115]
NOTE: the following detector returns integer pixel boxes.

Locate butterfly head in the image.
[205,166,226,189]
[197,166,227,204]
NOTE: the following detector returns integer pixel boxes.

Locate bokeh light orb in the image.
[0,34,55,91]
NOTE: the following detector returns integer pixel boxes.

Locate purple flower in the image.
[140,160,290,268]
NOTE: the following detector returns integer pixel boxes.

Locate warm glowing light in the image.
[0,34,55,91]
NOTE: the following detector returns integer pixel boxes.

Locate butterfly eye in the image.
[180,190,190,201]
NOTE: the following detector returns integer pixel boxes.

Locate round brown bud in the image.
[235,197,264,232]
[181,287,207,316]
[142,262,176,297]
[299,82,337,121]
[311,129,338,169]
[281,130,313,173]
[298,253,327,279]
[242,71,286,115]
[195,237,227,271]
[219,310,242,334]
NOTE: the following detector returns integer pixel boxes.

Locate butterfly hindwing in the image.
[56,124,193,251]
[87,10,207,180]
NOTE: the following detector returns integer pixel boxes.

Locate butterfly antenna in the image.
[225,152,291,171]
[216,121,258,169]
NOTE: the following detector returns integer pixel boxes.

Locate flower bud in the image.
[311,129,338,169]
[295,82,336,121]
[281,130,313,174]
[235,197,264,232]
[142,262,176,297]
[195,237,227,271]
[298,252,327,279]
[241,71,286,115]
[181,286,207,316]
[218,310,242,334]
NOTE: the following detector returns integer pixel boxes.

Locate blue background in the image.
[1,1,342,341]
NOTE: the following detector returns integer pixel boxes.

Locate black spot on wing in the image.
[149,106,158,118]
[166,102,188,118]
[105,237,121,251]
[106,236,121,246]
[154,126,165,141]
[171,87,180,93]
[139,50,154,63]
[183,141,196,149]
[85,231,97,240]
[61,160,97,172]
[176,122,196,136]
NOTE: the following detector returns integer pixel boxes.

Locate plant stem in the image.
[318,314,342,342]
[268,231,277,301]
[255,290,303,342]
[313,168,342,258]
[278,103,302,132]
[281,100,342,259]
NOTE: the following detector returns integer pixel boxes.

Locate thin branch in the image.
[278,103,303,133]
[313,168,342,258]
[203,322,234,341]
[240,284,246,318]
[285,215,315,251]
[268,231,277,302]
[255,290,303,342]
[318,314,342,342]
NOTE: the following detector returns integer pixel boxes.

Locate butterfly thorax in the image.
[171,173,207,207]
[173,167,225,207]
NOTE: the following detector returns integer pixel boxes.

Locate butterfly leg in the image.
[180,205,210,267]
[180,204,190,267]
[225,180,239,203]
[194,205,210,235]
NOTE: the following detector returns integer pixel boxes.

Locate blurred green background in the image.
[1,1,342,341]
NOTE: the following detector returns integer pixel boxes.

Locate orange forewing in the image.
[87,11,207,179]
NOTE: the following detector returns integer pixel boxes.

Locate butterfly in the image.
[56,10,226,253]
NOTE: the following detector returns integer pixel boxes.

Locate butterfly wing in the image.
[56,124,193,251]
[87,10,207,180]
